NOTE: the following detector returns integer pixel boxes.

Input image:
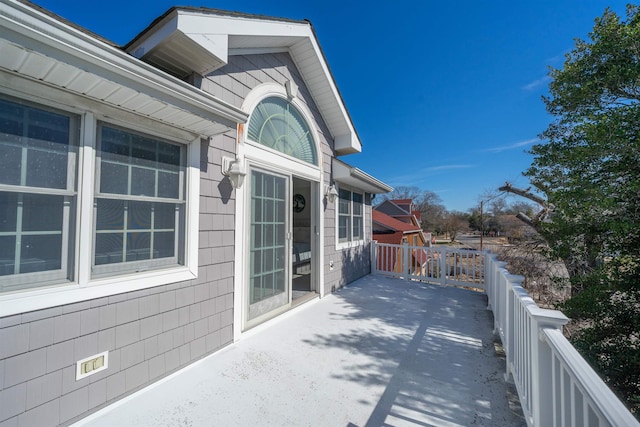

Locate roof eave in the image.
[333,159,392,194]
[1,1,247,137]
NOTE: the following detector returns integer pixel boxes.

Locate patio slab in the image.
[74,275,525,427]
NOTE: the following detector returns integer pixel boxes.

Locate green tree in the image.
[525,5,640,414]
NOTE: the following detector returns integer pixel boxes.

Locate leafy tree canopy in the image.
[525,5,640,414]
[528,5,640,274]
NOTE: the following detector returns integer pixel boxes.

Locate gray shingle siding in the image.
[0,48,373,426]
[0,131,237,426]
[206,52,371,296]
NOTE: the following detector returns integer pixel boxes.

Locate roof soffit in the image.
[0,2,246,137]
[333,159,392,194]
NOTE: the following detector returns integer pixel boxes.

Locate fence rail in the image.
[371,241,639,427]
[371,242,484,288]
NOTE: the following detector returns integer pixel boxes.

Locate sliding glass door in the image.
[247,169,289,322]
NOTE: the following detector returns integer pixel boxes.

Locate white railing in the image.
[371,242,484,288]
[371,241,640,427]
[484,253,639,427]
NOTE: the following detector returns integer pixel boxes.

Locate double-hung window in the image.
[0,97,78,293]
[93,124,186,276]
[0,95,191,297]
[338,188,364,244]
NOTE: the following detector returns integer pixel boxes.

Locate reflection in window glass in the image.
[0,97,76,292]
[337,189,364,244]
[94,125,185,274]
[247,97,317,165]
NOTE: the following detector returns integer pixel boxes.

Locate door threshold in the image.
[291,291,318,308]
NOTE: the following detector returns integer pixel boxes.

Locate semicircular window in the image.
[247,97,317,165]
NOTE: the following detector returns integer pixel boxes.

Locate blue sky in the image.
[35,0,630,211]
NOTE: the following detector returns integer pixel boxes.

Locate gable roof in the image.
[124,6,362,155]
[389,199,419,218]
[373,210,421,233]
[374,200,411,217]
[390,199,412,206]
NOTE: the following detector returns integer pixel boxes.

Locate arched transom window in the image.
[247,97,317,165]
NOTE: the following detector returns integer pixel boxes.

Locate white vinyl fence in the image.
[371,242,484,288]
[371,241,639,427]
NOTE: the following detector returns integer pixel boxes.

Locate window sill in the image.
[336,239,366,251]
[0,267,197,318]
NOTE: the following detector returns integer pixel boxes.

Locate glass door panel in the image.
[247,170,289,321]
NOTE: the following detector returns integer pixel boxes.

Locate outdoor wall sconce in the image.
[325,184,339,203]
[222,156,247,189]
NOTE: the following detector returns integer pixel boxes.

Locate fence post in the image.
[439,247,447,285]
[484,252,495,309]
[371,240,378,275]
[529,307,568,427]
[402,242,410,280]
[504,273,525,383]
[492,261,508,336]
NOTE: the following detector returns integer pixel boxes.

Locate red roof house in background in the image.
[373,199,430,245]
[372,204,430,274]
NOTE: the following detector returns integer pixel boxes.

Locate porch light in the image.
[222,156,247,189]
[325,184,339,203]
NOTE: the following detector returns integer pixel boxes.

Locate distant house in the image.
[374,199,430,246]
[0,2,392,425]
[376,199,422,224]
[372,209,429,274]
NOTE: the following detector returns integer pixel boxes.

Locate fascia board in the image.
[127,13,180,57]
[178,11,312,38]
[1,1,247,128]
[335,133,362,155]
[351,168,393,194]
[333,159,392,194]
[372,221,397,232]
[290,36,361,153]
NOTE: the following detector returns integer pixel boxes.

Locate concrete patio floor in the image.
[74,275,525,427]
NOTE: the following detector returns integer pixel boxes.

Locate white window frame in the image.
[246,96,318,166]
[336,187,365,250]
[0,95,200,318]
[91,123,187,277]
[0,97,79,293]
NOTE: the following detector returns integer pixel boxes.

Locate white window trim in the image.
[0,103,200,318]
[335,187,366,251]
[0,99,79,293]
[91,123,187,276]
[246,96,318,166]
[241,83,322,172]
